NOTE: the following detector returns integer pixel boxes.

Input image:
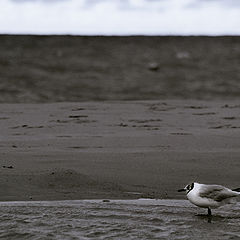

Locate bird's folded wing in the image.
[199,185,237,202]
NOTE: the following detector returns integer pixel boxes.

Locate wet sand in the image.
[0,100,239,201]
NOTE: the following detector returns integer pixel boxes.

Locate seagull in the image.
[178,182,240,216]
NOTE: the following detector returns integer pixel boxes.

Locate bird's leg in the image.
[207,207,212,223]
[207,207,212,216]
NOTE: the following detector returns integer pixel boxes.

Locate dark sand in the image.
[0,100,239,201]
[0,35,239,201]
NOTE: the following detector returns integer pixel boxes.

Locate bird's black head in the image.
[178,182,194,193]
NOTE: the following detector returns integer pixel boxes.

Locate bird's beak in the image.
[177,188,186,192]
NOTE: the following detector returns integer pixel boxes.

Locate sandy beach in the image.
[0,100,239,201]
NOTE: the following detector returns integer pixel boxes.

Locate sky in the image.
[0,0,239,35]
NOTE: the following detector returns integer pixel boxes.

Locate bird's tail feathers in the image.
[232,188,240,192]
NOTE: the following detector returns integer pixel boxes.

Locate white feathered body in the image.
[187,182,240,209]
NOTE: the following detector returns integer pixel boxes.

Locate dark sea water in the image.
[0,199,239,240]
[0,35,240,103]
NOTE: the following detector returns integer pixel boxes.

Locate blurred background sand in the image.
[0,36,240,102]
